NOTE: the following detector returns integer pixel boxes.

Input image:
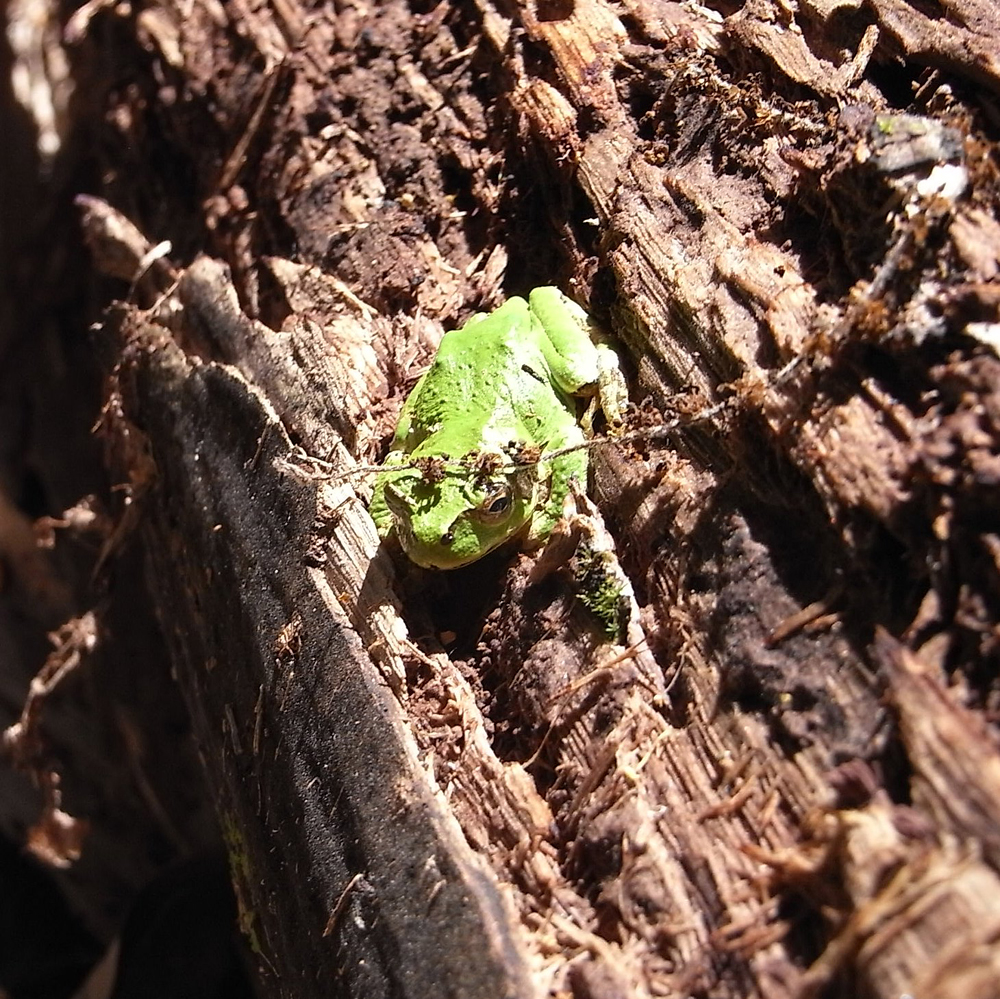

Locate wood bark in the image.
[4,0,1000,996]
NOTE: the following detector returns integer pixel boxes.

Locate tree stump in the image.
[3,0,1000,997]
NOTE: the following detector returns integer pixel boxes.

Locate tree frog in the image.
[370,287,626,569]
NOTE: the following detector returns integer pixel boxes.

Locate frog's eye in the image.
[477,485,513,524]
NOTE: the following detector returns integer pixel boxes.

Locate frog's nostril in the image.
[441,531,455,546]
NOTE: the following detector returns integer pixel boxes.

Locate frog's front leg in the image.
[370,451,407,539]
[526,443,589,546]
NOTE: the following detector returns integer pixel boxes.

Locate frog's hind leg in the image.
[527,287,601,396]
[529,288,626,426]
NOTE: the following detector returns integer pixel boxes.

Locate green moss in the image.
[572,543,627,643]
[220,811,268,962]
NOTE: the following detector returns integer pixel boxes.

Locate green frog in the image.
[370,287,625,568]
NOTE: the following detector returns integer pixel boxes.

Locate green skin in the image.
[370,287,624,569]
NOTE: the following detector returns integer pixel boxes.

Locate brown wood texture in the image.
[4,0,1000,996]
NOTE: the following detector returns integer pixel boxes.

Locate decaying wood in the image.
[9,0,1000,995]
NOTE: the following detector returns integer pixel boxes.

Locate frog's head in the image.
[382,456,541,569]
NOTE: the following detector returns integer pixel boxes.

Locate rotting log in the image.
[19,0,1000,995]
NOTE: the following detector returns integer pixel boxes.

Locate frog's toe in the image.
[596,344,627,425]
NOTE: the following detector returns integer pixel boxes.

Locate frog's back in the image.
[398,297,569,455]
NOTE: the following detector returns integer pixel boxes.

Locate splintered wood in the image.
[68,0,1000,996]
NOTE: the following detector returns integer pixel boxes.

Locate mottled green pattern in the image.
[372,288,624,569]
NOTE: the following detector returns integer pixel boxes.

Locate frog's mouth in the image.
[410,528,530,570]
